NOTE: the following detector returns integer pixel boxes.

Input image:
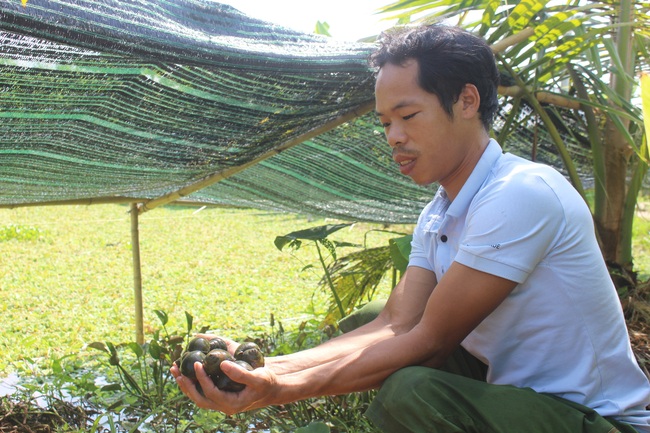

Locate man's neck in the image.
[441,136,490,201]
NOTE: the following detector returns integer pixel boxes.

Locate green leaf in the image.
[507,0,547,32]
[531,10,581,49]
[128,342,144,358]
[642,74,650,148]
[100,383,122,392]
[51,357,63,374]
[479,0,501,36]
[321,246,392,325]
[314,21,331,36]
[185,311,193,335]
[153,309,168,326]
[106,342,120,366]
[280,223,354,242]
[295,422,331,433]
[88,341,109,353]
[379,0,489,23]
[118,365,145,396]
[535,30,602,81]
[377,0,434,16]
[275,223,354,251]
[274,236,301,252]
[319,238,337,260]
[332,241,360,249]
[389,235,412,274]
[149,340,163,359]
[604,37,635,87]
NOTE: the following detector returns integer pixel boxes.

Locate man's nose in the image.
[386,124,406,148]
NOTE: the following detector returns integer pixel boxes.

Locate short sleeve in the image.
[408,201,435,271]
[455,173,565,283]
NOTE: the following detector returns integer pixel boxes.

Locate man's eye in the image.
[381,122,391,128]
[403,112,418,120]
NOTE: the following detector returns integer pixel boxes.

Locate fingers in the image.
[174,368,201,399]
[189,363,223,409]
[170,364,181,379]
[172,360,254,415]
[220,359,251,384]
[176,362,224,411]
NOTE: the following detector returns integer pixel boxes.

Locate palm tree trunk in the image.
[600,123,632,264]
[596,0,635,266]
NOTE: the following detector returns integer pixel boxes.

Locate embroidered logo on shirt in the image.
[491,244,501,249]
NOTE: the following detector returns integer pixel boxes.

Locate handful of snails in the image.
[175,337,265,392]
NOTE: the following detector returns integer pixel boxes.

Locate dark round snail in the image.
[234,342,265,369]
[203,349,234,378]
[179,350,205,381]
[186,337,211,353]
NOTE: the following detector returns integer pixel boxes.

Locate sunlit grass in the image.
[0,204,409,375]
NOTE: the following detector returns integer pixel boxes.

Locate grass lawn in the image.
[0,204,408,376]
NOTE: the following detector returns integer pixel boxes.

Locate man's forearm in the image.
[267,270,430,376]
[267,317,395,375]
[268,325,437,407]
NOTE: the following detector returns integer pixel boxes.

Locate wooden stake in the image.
[0,196,143,209]
[130,202,145,345]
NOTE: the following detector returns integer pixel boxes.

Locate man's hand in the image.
[171,358,278,415]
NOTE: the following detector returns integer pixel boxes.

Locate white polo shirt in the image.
[409,140,650,431]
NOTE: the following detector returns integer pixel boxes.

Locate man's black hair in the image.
[369,24,500,131]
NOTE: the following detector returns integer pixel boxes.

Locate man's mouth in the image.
[394,156,416,175]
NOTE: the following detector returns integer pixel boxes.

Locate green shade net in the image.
[0,0,593,224]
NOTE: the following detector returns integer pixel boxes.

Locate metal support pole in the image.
[130,202,145,344]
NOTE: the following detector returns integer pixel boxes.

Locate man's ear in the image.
[458,84,481,119]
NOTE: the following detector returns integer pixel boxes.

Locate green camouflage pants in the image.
[365,346,637,433]
[341,301,637,433]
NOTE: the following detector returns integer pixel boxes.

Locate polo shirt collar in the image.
[445,139,502,218]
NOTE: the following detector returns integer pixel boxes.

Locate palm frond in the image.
[319,246,393,326]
